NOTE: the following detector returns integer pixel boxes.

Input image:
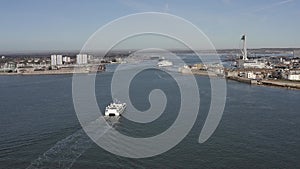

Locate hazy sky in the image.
[0,0,299,52]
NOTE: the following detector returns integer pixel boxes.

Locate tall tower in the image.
[76,54,88,65]
[241,34,248,60]
[51,55,57,66]
[56,55,63,65]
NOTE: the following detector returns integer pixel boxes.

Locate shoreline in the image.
[181,69,300,90]
[0,69,105,76]
[226,76,300,89]
[0,71,88,76]
[0,72,75,76]
[1,69,300,90]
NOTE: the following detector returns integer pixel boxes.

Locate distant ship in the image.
[158,60,173,67]
[178,64,191,74]
[104,101,126,117]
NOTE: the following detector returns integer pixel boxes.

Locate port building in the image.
[51,55,63,66]
[76,54,88,65]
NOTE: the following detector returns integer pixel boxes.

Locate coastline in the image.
[0,71,85,76]
[0,65,106,76]
[1,69,300,90]
[225,76,300,89]
[0,70,103,76]
[182,69,300,90]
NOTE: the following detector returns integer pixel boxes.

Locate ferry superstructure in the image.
[104,101,126,117]
[158,60,173,67]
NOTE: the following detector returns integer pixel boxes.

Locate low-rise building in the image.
[247,72,256,79]
[16,66,35,73]
[288,74,300,81]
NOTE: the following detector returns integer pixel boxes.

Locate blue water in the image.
[0,67,300,168]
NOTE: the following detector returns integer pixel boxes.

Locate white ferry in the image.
[104,101,126,117]
[158,60,173,67]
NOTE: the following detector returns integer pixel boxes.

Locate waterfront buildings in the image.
[0,52,106,74]
[51,54,63,66]
[288,74,300,81]
[63,56,71,64]
[76,54,88,65]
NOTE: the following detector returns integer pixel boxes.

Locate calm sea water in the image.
[0,64,300,169]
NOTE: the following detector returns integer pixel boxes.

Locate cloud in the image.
[117,0,170,13]
[118,0,154,12]
[277,0,294,5]
[253,0,294,13]
[221,0,232,5]
[164,3,169,13]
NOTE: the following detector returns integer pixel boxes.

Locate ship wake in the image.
[27,118,116,169]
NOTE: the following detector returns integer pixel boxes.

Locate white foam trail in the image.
[27,118,116,169]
